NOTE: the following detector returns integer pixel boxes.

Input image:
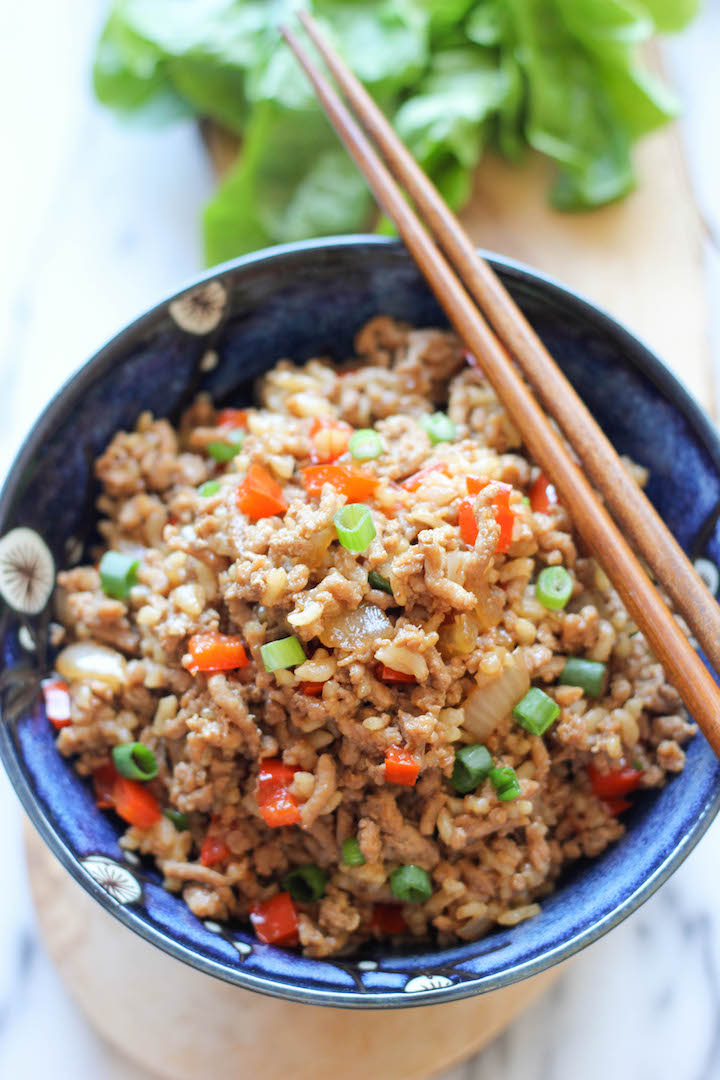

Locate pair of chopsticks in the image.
[281,14,720,758]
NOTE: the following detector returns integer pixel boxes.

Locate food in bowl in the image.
[49,316,695,957]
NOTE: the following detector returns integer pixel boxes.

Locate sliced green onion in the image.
[207,430,244,463]
[559,658,606,698]
[513,687,560,736]
[349,429,383,461]
[341,836,366,867]
[283,864,327,903]
[334,503,376,553]
[112,742,158,781]
[536,566,573,610]
[390,864,432,904]
[489,765,522,801]
[198,480,221,497]
[164,808,189,831]
[420,412,456,445]
[207,441,235,463]
[451,744,493,794]
[368,570,393,595]
[260,635,306,672]
[99,551,140,600]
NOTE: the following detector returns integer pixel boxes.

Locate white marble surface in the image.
[1,3,720,1078]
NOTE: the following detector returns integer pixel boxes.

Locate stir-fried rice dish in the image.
[47,316,695,956]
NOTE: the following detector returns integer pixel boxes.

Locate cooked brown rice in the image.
[51,316,695,956]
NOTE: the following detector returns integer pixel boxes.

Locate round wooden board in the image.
[25,824,559,1080]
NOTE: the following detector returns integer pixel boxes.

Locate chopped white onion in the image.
[115,541,147,558]
[56,642,127,691]
[319,604,392,650]
[462,648,529,740]
[374,643,427,680]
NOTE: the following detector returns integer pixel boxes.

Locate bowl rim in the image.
[2,233,720,1009]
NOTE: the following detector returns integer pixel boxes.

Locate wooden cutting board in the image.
[25,119,712,1080]
[26,825,558,1080]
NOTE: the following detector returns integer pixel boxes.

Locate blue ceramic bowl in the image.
[1,237,719,1008]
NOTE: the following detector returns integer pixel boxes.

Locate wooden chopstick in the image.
[296,9,720,681]
[281,20,720,757]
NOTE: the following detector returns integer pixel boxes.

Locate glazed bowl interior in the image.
[2,237,720,1008]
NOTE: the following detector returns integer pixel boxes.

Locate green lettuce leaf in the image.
[93,15,190,123]
[394,49,507,201]
[465,2,506,46]
[165,59,249,134]
[601,63,679,138]
[313,0,429,97]
[104,0,270,66]
[494,50,526,163]
[204,103,372,265]
[507,0,639,208]
[554,0,654,51]
[92,0,700,261]
[416,0,478,34]
[637,0,701,32]
[243,0,429,111]
[554,0,679,137]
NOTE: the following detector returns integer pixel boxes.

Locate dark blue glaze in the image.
[1,236,719,1008]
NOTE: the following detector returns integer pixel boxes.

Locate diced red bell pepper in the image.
[93,762,162,829]
[588,763,643,799]
[458,497,478,546]
[309,417,352,463]
[384,745,420,786]
[257,759,299,796]
[491,488,515,554]
[256,759,300,828]
[301,464,379,501]
[93,763,118,810]
[259,789,301,828]
[42,678,71,729]
[370,903,407,935]
[465,476,490,495]
[237,464,288,520]
[183,632,249,675]
[113,775,162,829]
[299,681,325,696]
[529,472,558,514]
[216,408,247,430]
[401,463,448,491]
[376,663,416,684]
[460,478,515,553]
[200,832,232,867]
[250,892,299,946]
[603,796,632,816]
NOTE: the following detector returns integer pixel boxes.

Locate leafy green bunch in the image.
[94,0,699,266]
